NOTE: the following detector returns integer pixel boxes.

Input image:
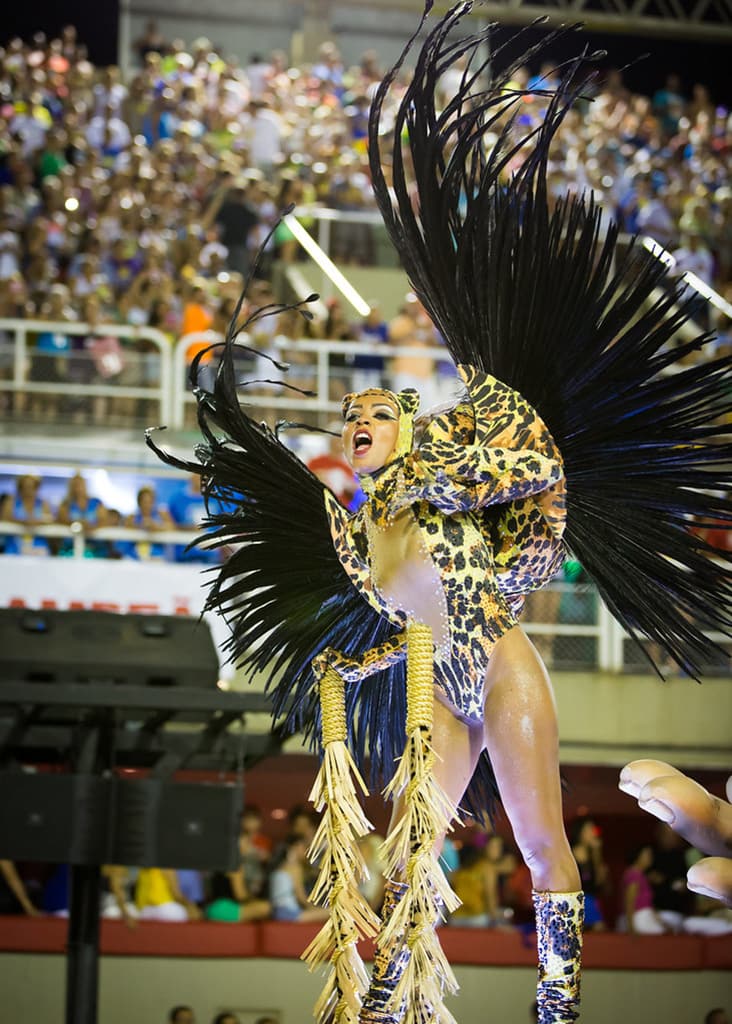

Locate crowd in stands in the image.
[0,22,730,426]
[0,470,224,560]
[2,802,731,936]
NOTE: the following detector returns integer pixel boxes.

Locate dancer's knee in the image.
[518,835,580,892]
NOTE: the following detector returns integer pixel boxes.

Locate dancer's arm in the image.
[389,441,563,515]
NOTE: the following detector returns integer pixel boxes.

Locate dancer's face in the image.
[342,392,400,475]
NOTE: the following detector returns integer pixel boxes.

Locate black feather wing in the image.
[147,335,407,784]
[368,2,732,676]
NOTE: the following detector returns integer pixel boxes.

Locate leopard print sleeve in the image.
[391,441,564,515]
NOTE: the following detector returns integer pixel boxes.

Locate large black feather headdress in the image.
[368,0,732,676]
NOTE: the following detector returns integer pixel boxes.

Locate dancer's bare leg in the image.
[387,696,484,855]
[484,624,582,1024]
[483,625,578,891]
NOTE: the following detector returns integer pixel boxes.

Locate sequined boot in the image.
[359,879,410,1023]
[533,890,584,1024]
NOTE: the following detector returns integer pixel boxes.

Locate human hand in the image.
[619,759,732,906]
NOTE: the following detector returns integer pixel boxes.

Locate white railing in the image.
[0,318,173,424]
[171,332,452,429]
[0,521,199,559]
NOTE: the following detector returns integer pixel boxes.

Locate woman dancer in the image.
[150,4,732,1021]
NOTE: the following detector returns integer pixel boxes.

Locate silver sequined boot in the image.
[533,890,584,1023]
[359,879,410,1023]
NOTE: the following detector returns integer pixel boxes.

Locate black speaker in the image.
[0,609,219,688]
[0,773,242,870]
[112,778,242,871]
[0,773,111,864]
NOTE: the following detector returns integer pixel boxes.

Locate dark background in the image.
[1,1,731,105]
[1,1,120,66]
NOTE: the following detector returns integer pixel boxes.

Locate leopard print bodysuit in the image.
[324,367,567,722]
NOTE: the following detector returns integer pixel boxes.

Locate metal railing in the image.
[0,521,199,559]
[0,318,173,424]
[171,331,452,428]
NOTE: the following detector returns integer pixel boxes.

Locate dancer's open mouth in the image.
[353,430,372,456]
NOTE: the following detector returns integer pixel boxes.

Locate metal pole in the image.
[65,864,102,1024]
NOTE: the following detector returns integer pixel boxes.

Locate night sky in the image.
[1,1,730,106]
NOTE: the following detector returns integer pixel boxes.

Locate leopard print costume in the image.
[324,365,567,721]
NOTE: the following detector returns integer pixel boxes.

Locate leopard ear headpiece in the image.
[341,387,420,460]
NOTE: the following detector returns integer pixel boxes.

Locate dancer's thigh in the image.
[483,625,578,891]
[387,694,483,845]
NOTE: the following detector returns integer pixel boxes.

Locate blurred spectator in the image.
[0,860,40,915]
[505,859,535,927]
[570,816,608,930]
[388,293,442,411]
[0,213,20,279]
[176,869,205,912]
[125,484,173,559]
[272,177,304,264]
[652,73,686,135]
[271,304,315,394]
[135,867,201,921]
[101,865,138,928]
[619,843,680,934]
[204,179,260,277]
[134,20,168,64]
[351,302,388,393]
[635,181,676,248]
[286,804,320,894]
[205,859,270,924]
[7,474,53,555]
[288,805,318,846]
[245,99,283,174]
[705,1011,730,1024]
[181,280,216,391]
[212,1014,240,1024]
[239,805,272,898]
[449,845,494,927]
[268,834,329,923]
[78,294,125,421]
[245,55,272,100]
[30,284,75,418]
[321,296,354,395]
[483,833,518,925]
[56,471,105,554]
[672,232,715,287]
[649,822,693,918]
[168,1007,195,1024]
[0,492,14,553]
[204,807,271,922]
[92,505,127,559]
